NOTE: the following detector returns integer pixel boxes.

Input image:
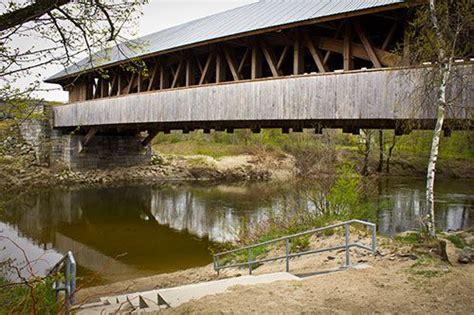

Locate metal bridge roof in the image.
[47,0,405,82]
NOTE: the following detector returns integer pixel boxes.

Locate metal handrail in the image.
[213,219,377,275]
[49,251,76,311]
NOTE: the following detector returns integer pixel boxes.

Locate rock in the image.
[464,235,474,247]
[445,240,460,265]
[398,253,418,260]
[326,255,336,260]
[458,247,473,264]
[396,230,418,238]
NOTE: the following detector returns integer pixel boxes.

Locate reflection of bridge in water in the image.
[1,180,472,282]
[54,232,141,283]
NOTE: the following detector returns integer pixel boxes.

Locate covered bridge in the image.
[46,0,473,169]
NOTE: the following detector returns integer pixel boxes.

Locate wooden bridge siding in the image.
[53,66,472,128]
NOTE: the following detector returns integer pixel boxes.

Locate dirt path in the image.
[166,259,473,314]
[75,232,474,314]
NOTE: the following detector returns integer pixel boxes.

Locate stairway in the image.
[74,272,300,314]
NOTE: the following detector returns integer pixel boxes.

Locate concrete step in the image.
[76,272,300,314]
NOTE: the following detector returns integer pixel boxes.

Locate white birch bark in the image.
[425,0,452,237]
[425,67,449,237]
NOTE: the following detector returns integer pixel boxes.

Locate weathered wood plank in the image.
[53,65,473,128]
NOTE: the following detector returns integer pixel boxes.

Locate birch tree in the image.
[407,0,473,237]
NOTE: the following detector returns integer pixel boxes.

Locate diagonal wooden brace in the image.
[141,129,159,147]
[79,127,98,153]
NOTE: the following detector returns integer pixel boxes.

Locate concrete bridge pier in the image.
[50,129,151,170]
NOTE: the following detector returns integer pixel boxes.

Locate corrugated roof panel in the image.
[47,0,405,81]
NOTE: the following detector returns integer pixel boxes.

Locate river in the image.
[0,177,472,286]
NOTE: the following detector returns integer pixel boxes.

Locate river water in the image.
[0,177,472,286]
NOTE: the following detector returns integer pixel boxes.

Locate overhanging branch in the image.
[0,0,71,32]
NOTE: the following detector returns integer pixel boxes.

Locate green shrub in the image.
[445,234,465,249]
[0,276,58,314]
[290,235,311,253]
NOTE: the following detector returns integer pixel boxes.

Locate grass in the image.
[217,243,269,271]
[151,128,474,164]
[445,234,465,249]
[153,141,248,159]
[411,255,436,268]
[407,255,447,280]
[395,232,421,245]
[290,235,311,253]
[395,130,474,163]
[409,269,443,278]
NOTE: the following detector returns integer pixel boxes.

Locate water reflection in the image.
[0,178,472,285]
[150,185,271,242]
[377,178,473,235]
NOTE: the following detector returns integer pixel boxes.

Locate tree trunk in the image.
[377,130,384,172]
[386,133,396,174]
[425,65,448,237]
[361,130,372,176]
[425,0,451,238]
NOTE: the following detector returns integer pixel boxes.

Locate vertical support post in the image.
[248,248,252,275]
[293,37,304,75]
[372,225,377,253]
[100,79,109,98]
[116,74,122,96]
[343,21,353,71]
[137,72,142,93]
[251,45,262,79]
[86,77,94,100]
[216,52,226,83]
[345,223,350,267]
[185,58,195,86]
[285,238,290,272]
[403,30,411,66]
[162,64,170,90]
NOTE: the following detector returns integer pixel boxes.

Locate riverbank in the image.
[73,229,474,313]
[1,125,473,193]
[1,145,473,196]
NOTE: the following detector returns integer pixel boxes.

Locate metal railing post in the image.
[372,225,377,253]
[345,223,350,267]
[66,251,76,306]
[248,248,252,275]
[213,255,220,276]
[213,220,377,274]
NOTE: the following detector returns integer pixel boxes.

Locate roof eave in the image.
[46,1,409,85]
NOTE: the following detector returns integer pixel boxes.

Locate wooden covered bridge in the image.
[46,0,473,169]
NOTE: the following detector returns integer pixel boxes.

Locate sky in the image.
[25,0,258,102]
